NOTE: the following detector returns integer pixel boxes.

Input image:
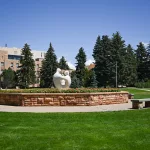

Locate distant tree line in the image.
[1,31,150,89]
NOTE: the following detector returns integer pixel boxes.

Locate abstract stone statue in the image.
[53,68,71,89]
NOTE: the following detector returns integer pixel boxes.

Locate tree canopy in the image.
[40,43,58,87]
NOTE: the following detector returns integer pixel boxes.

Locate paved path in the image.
[0,101,133,113]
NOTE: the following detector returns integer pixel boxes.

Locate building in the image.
[0,47,22,74]
[0,46,45,87]
[86,63,95,70]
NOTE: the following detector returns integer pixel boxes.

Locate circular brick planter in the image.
[0,92,129,106]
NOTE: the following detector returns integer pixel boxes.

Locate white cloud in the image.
[85,59,95,66]
[142,42,148,47]
[67,61,76,70]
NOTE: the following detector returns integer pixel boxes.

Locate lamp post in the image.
[115,61,118,88]
[107,55,118,88]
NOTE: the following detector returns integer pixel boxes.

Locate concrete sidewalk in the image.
[0,101,133,113]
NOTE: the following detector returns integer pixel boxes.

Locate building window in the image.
[16,63,19,68]
[10,63,13,67]
[8,55,21,60]
[1,62,4,66]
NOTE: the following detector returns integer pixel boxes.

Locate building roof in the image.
[0,47,45,60]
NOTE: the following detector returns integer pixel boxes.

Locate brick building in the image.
[0,46,45,87]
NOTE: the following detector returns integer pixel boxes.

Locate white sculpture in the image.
[53,68,71,89]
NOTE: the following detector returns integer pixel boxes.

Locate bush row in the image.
[135,81,150,88]
[0,88,119,93]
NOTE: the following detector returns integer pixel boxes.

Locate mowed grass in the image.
[0,110,150,150]
[120,87,150,99]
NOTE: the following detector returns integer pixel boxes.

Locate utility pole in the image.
[116,61,117,88]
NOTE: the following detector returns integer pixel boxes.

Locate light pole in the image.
[115,61,118,88]
[107,55,118,88]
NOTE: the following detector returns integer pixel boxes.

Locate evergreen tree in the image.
[111,32,127,86]
[147,42,150,58]
[75,47,86,87]
[92,36,102,87]
[93,35,113,87]
[93,36,102,62]
[70,71,80,88]
[83,68,92,87]
[89,69,98,88]
[136,42,148,81]
[146,42,150,79]
[18,43,35,88]
[123,44,137,86]
[40,43,58,87]
[58,56,69,70]
[1,68,16,88]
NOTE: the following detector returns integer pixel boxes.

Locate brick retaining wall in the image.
[0,92,128,106]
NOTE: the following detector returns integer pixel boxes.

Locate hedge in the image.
[0,88,119,93]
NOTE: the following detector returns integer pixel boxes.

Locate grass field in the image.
[0,110,150,150]
[120,87,150,99]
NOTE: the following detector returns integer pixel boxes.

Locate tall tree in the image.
[146,42,150,79]
[111,32,127,86]
[18,43,35,88]
[58,56,69,70]
[70,71,80,88]
[93,35,113,87]
[89,69,98,88]
[1,68,16,88]
[123,44,137,86]
[83,68,92,87]
[75,47,86,87]
[147,42,150,59]
[92,36,102,87]
[136,42,149,81]
[40,43,58,87]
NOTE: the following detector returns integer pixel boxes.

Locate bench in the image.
[128,93,134,99]
[131,99,150,109]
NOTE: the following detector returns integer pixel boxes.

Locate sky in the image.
[0,0,150,68]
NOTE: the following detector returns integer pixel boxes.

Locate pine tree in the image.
[136,42,148,81]
[111,32,127,87]
[123,44,137,86]
[75,47,86,87]
[70,71,80,88]
[93,35,113,87]
[18,43,35,88]
[58,56,69,70]
[92,36,102,87]
[40,43,58,87]
[89,69,98,88]
[147,42,150,59]
[93,36,102,62]
[146,42,150,79]
[83,68,92,87]
[1,68,16,88]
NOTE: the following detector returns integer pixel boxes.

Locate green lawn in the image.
[120,87,150,99]
[0,110,150,150]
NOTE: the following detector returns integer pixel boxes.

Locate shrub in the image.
[135,81,150,88]
[0,88,119,93]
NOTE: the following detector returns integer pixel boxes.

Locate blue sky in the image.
[0,0,150,67]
